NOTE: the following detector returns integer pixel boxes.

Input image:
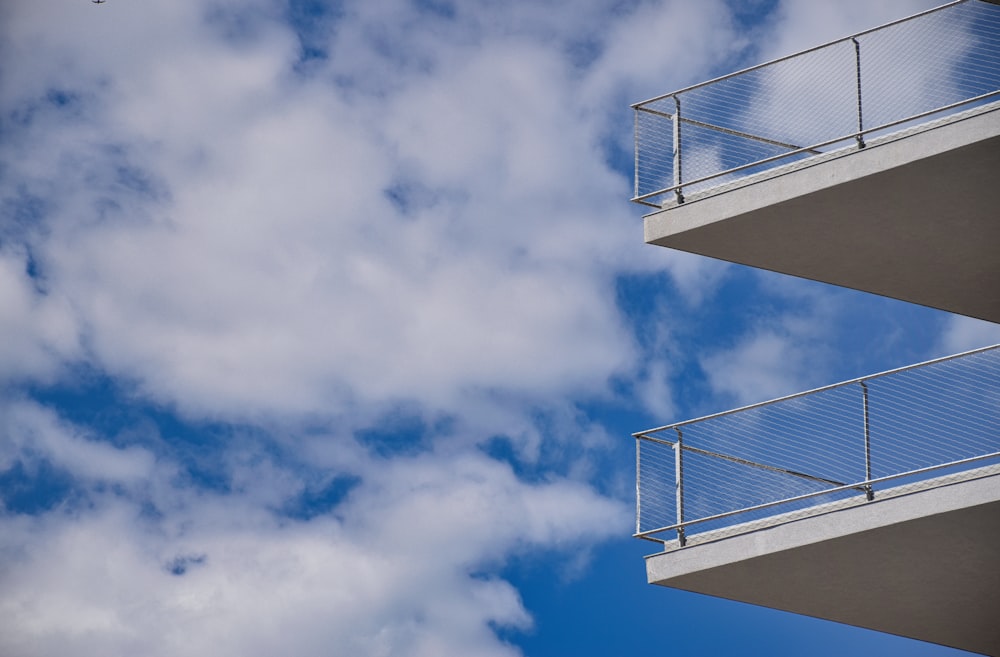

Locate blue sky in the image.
[1,1,999,655]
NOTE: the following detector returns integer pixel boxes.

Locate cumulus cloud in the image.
[937,315,1000,355]
[0,400,156,485]
[2,0,671,422]
[0,421,626,657]
[0,1,739,653]
[583,0,745,104]
[0,0,759,425]
[761,0,941,59]
[0,247,79,384]
[2,0,975,655]
[699,276,840,407]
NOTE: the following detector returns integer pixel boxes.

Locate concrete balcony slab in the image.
[644,106,1000,323]
[646,470,1000,656]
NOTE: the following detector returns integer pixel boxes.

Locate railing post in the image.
[861,381,875,500]
[635,436,642,535]
[675,428,686,546]
[672,96,685,204]
[633,109,640,201]
[852,37,866,149]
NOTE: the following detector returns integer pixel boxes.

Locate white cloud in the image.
[937,315,1000,355]
[0,400,156,485]
[0,433,626,657]
[3,1,973,656]
[702,330,806,407]
[762,0,941,59]
[0,248,79,384]
[700,276,839,407]
[1,5,733,650]
[658,250,730,307]
[4,0,692,423]
[583,0,745,105]
[0,0,755,426]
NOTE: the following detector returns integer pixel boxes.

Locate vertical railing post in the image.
[852,37,866,149]
[633,108,640,201]
[672,96,685,204]
[635,436,642,535]
[861,381,875,500]
[674,428,686,546]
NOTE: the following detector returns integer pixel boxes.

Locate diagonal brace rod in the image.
[637,106,823,154]
[680,443,852,489]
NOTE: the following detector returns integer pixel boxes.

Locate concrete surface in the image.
[646,470,1000,656]
[644,106,1000,323]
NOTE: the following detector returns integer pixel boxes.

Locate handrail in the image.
[634,451,1000,541]
[635,343,1000,437]
[632,0,1000,208]
[632,90,1000,207]
[631,0,967,109]
[633,345,1000,545]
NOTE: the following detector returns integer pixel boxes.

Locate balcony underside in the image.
[646,470,1000,656]
[644,106,1000,323]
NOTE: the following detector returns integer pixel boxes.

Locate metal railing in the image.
[632,0,1000,208]
[634,345,1000,546]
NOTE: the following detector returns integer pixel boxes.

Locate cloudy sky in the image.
[2,0,998,655]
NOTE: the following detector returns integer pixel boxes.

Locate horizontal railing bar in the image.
[636,434,677,448]
[631,0,967,109]
[636,106,674,120]
[633,343,999,438]
[632,197,661,209]
[631,133,852,203]
[632,91,1000,205]
[634,450,1000,539]
[636,534,667,545]
[633,1,1000,549]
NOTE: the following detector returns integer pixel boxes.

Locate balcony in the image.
[634,345,1000,655]
[633,0,1000,322]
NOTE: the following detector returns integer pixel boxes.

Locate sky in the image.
[1,1,999,656]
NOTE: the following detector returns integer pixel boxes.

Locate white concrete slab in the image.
[645,106,1000,323]
[646,471,1000,656]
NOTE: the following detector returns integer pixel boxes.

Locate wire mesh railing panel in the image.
[726,40,858,153]
[679,445,855,523]
[866,348,1000,481]
[679,383,869,485]
[634,104,676,202]
[859,1,1000,132]
[636,436,677,535]
[634,345,1000,544]
[632,0,1000,208]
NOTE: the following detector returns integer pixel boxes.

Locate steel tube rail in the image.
[632,2,1000,548]
[862,381,874,501]
[852,37,865,149]
[634,344,999,438]
[674,429,686,545]
[679,443,851,489]
[632,90,1000,207]
[634,344,1000,545]
[637,434,853,488]
[633,110,639,201]
[631,0,966,109]
[635,433,642,535]
[672,96,683,204]
[632,0,1000,208]
[634,450,1000,541]
[634,107,820,154]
